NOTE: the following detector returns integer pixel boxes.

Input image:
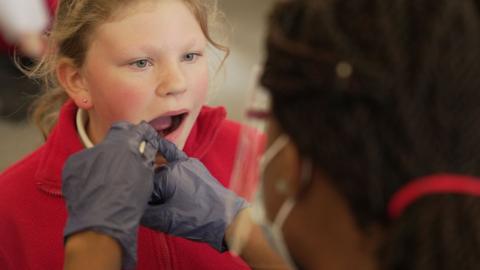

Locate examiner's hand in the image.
[141,138,248,252]
[62,121,159,269]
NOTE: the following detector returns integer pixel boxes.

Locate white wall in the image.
[209,0,276,120]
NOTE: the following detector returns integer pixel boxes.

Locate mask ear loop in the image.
[262,135,314,198]
[228,135,290,256]
[269,157,313,270]
[272,154,314,224]
[260,135,290,173]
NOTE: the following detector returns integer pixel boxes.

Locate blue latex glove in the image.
[141,138,248,252]
[62,121,159,269]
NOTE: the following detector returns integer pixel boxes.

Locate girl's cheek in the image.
[191,67,210,104]
[195,78,209,102]
[100,87,147,121]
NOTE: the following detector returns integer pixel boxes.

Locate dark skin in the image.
[262,119,384,270]
[65,232,122,270]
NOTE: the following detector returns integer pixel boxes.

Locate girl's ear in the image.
[56,58,92,110]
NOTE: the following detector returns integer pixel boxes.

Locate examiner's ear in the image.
[56,58,92,110]
[279,141,319,200]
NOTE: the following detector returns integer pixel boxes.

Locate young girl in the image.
[0,0,269,269]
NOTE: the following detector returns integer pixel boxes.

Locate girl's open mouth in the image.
[149,112,189,137]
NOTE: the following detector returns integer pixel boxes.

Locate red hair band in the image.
[388,174,480,219]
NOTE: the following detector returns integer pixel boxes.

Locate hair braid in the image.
[262,0,480,269]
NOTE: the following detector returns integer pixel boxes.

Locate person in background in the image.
[0,0,57,122]
[0,0,56,57]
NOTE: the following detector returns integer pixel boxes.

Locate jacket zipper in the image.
[149,229,174,269]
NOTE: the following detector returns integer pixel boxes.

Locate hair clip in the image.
[336,61,353,79]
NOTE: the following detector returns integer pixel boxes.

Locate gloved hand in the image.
[62,121,159,269]
[141,138,248,252]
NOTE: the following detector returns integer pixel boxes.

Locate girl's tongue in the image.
[150,116,172,132]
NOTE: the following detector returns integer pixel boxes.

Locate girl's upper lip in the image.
[148,109,190,134]
[151,109,189,120]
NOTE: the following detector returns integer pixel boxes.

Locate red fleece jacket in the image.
[0,100,252,270]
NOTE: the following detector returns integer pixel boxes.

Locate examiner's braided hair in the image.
[261,0,480,269]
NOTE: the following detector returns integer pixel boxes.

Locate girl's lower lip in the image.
[163,116,187,143]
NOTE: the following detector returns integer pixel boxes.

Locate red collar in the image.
[35,100,227,190]
[183,106,226,158]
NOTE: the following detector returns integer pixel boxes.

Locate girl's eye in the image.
[183,53,201,62]
[130,59,152,69]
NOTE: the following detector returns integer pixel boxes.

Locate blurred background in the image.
[0,0,276,171]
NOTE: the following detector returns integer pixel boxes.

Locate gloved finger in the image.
[142,142,157,164]
[136,121,159,145]
[108,121,157,145]
[157,138,188,162]
[150,165,177,204]
[140,205,168,230]
[155,155,167,166]
[107,121,141,143]
[110,121,135,131]
[135,122,160,162]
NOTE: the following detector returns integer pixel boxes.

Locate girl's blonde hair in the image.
[26,0,229,138]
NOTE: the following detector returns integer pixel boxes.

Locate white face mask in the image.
[251,135,312,270]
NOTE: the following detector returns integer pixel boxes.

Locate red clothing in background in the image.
[0,0,57,53]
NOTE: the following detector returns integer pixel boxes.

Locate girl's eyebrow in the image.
[181,37,207,51]
[131,37,207,57]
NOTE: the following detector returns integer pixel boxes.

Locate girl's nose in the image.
[155,63,187,97]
